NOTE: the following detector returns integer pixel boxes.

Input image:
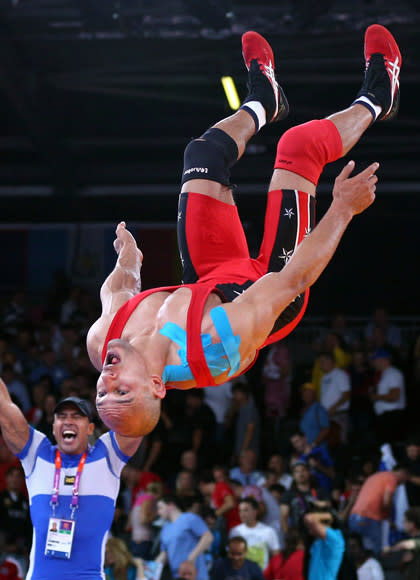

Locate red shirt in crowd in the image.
[212,481,240,531]
[264,550,304,580]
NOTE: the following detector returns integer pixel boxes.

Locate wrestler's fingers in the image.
[356,162,380,180]
[336,160,355,182]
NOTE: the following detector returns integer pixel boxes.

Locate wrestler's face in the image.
[96,339,166,437]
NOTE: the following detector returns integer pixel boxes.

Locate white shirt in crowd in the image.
[320,367,351,413]
[374,366,406,416]
[357,557,385,580]
[229,522,279,570]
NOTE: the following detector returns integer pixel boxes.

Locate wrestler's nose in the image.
[101,371,117,386]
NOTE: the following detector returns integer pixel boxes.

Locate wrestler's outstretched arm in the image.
[87,221,143,369]
[226,161,378,354]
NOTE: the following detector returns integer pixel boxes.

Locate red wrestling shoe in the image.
[241,31,289,122]
[357,24,402,121]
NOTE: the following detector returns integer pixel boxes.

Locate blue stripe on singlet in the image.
[159,307,241,383]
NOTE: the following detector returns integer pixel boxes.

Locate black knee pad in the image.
[181,127,238,187]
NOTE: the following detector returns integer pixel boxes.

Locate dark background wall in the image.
[0,0,418,315]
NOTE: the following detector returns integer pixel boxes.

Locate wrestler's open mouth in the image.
[106,352,121,366]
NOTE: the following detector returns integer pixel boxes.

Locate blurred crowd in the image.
[1,282,420,579]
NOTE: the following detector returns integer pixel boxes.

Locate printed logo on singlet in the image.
[64,476,75,485]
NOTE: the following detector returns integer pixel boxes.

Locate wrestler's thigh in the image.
[177,191,249,282]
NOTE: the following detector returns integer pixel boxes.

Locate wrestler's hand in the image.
[332,160,379,216]
[113,221,143,264]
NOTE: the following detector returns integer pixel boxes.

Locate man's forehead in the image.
[55,404,84,415]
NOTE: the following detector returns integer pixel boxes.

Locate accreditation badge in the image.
[45,517,76,559]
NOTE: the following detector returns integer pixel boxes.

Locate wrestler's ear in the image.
[150,375,166,399]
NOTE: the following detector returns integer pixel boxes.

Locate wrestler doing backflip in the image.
[87,25,401,437]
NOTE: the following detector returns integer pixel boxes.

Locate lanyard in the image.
[51,449,87,519]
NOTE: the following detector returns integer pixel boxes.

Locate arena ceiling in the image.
[0,0,419,223]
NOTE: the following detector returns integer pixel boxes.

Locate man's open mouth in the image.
[62,430,77,441]
[105,352,121,366]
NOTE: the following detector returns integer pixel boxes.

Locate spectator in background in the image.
[212,464,230,483]
[257,453,293,490]
[299,382,330,448]
[1,291,27,336]
[104,537,144,580]
[175,470,198,503]
[183,389,217,468]
[29,348,69,391]
[335,473,365,525]
[128,484,157,559]
[26,379,51,427]
[369,348,406,445]
[229,497,280,570]
[264,528,304,580]
[167,449,199,493]
[230,449,263,487]
[203,380,232,448]
[35,392,57,440]
[348,532,384,580]
[328,312,359,349]
[401,437,420,506]
[136,417,168,479]
[225,383,260,464]
[11,326,37,376]
[280,462,330,533]
[201,507,223,572]
[1,365,30,414]
[230,479,284,549]
[262,341,291,421]
[0,533,24,580]
[384,506,420,580]
[365,307,401,351]
[118,464,142,515]
[0,379,142,580]
[180,450,198,476]
[290,431,335,492]
[156,495,213,580]
[211,536,264,580]
[0,436,21,493]
[311,332,352,396]
[0,467,31,552]
[176,560,197,580]
[319,351,351,445]
[60,286,83,325]
[198,471,240,532]
[304,508,345,580]
[348,349,375,445]
[349,466,409,555]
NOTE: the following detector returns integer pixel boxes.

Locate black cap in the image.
[54,397,93,422]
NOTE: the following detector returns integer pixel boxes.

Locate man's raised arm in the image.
[87,221,143,369]
[230,161,378,349]
[0,377,30,455]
